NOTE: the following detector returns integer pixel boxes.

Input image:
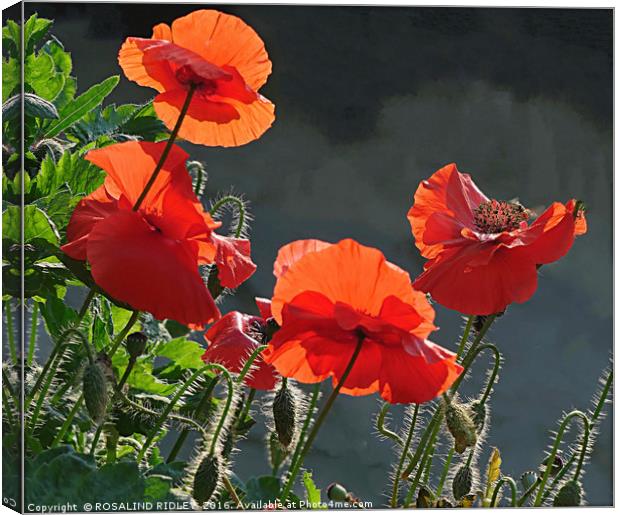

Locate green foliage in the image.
[303,472,326,509]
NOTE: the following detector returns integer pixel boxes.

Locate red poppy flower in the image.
[263,239,462,404]
[408,163,587,316]
[202,298,278,390]
[61,141,256,326]
[118,9,275,147]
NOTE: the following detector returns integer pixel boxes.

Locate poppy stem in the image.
[390,403,420,507]
[27,301,39,366]
[107,310,140,356]
[132,85,196,212]
[490,476,518,507]
[279,337,364,502]
[456,315,474,359]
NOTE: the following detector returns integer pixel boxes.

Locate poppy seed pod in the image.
[445,401,477,454]
[452,465,473,500]
[125,332,147,359]
[553,480,583,507]
[83,362,108,423]
[326,483,348,502]
[192,453,221,505]
[272,382,296,447]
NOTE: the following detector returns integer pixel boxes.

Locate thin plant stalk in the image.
[4,300,17,362]
[279,338,364,502]
[435,447,455,499]
[27,301,39,365]
[107,311,140,356]
[51,394,84,447]
[390,404,420,507]
[456,315,474,359]
[490,476,518,507]
[376,402,405,447]
[210,195,247,238]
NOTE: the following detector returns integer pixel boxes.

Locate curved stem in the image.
[78,289,96,320]
[90,424,104,456]
[222,476,244,509]
[236,345,268,385]
[391,404,419,507]
[27,301,39,365]
[236,388,256,429]
[210,195,246,238]
[107,310,140,357]
[533,410,590,506]
[167,375,218,463]
[286,383,321,482]
[456,315,474,359]
[193,164,204,196]
[279,338,364,502]
[517,478,541,507]
[490,476,518,507]
[477,344,501,405]
[376,402,404,447]
[132,85,196,212]
[207,365,235,456]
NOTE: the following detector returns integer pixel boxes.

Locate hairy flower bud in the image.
[470,400,487,434]
[452,465,473,500]
[553,480,582,507]
[83,362,108,423]
[445,401,477,453]
[416,486,433,508]
[125,332,147,359]
[273,382,296,447]
[326,483,348,502]
[540,455,564,477]
[193,454,220,505]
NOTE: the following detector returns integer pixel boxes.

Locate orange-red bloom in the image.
[118,9,275,147]
[263,239,462,404]
[202,298,278,390]
[408,163,587,316]
[61,141,256,326]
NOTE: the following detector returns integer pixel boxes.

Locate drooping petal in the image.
[255,298,272,320]
[202,311,277,390]
[272,239,416,324]
[170,9,272,90]
[87,210,219,326]
[413,243,538,315]
[154,89,275,147]
[408,163,488,259]
[211,233,257,289]
[61,186,117,260]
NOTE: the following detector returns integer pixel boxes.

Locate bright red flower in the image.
[61,141,256,326]
[118,9,275,147]
[408,163,587,316]
[202,298,278,390]
[263,239,462,404]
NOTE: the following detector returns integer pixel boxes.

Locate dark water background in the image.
[14,3,614,506]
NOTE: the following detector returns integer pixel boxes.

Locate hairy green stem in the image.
[376,402,404,447]
[435,447,454,499]
[456,315,474,359]
[391,404,420,507]
[210,195,247,238]
[279,338,364,502]
[490,476,518,507]
[28,301,39,365]
[108,310,140,356]
[533,410,590,506]
[52,394,84,447]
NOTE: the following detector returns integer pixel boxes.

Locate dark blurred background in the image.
[18,2,613,506]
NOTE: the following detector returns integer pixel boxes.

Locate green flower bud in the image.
[470,400,487,434]
[125,332,147,359]
[326,483,348,502]
[553,480,582,507]
[445,401,477,453]
[452,465,473,500]
[273,382,296,448]
[540,455,564,477]
[83,362,108,423]
[193,454,220,505]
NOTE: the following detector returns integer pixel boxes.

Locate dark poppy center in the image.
[473,199,529,234]
[175,65,218,95]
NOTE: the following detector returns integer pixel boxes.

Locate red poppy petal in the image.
[378,344,462,404]
[170,9,272,90]
[210,234,257,289]
[273,239,331,278]
[87,210,219,326]
[61,186,116,260]
[156,89,275,147]
[85,141,191,208]
[255,298,272,319]
[152,23,172,41]
[413,244,538,315]
[408,163,488,259]
[202,311,277,390]
[119,37,230,93]
[272,239,416,323]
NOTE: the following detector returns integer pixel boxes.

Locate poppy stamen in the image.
[175,65,218,95]
[473,199,529,234]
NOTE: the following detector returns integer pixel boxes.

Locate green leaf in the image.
[3,205,59,244]
[33,187,80,235]
[39,295,79,337]
[156,337,205,371]
[67,103,139,143]
[42,75,120,138]
[2,19,20,58]
[3,93,60,121]
[2,58,19,102]
[42,39,72,76]
[34,151,105,197]
[303,472,326,509]
[244,476,282,503]
[24,14,53,54]
[25,52,65,102]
